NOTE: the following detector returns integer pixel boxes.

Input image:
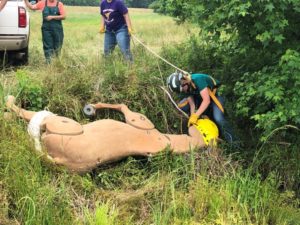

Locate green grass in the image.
[0,6,300,225]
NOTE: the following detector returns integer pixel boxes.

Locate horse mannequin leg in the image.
[90,102,206,147]
[5,95,36,122]
[5,95,55,161]
[88,102,155,130]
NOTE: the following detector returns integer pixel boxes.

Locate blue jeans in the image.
[179,95,237,144]
[104,25,133,61]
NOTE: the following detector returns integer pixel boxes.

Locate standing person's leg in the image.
[211,96,237,143]
[115,26,132,61]
[42,27,55,64]
[104,31,117,56]
[52,25,64,57]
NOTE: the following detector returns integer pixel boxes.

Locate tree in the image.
[152,0,300,137]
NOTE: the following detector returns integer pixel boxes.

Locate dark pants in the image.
[42,24,64,63]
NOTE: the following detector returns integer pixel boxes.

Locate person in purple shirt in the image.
[100,0,133,61]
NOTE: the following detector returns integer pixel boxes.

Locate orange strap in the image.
[208,89,224,113]
[178,90,224,113]
[208,76,224,113]
[177,99,189,108]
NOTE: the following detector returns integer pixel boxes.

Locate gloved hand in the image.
[188,113,199,127]
[128,28,134,35]
[99,26,105,34]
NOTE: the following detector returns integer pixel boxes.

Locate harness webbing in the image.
[208,76,224,113]
[177,99,189,109]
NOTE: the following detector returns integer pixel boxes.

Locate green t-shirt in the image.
[177,74,221,111]
[178,73,220,99]
[189,73,220,95]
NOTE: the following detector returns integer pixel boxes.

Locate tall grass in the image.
[0,6,300,225]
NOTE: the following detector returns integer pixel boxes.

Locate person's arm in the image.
[45,2,66,21]
[188,87,210,127]
[195,87,211,117]
[0,0,8,12]
[187,96,196,114]
[24,0,37,10]
[45,14,65,21]
[99,15,105,33]
[123,13,133,32]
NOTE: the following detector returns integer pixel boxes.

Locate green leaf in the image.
[238,10,247,17]
[274,34,285,44]
[265,3,275,12]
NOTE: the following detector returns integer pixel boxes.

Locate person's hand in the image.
[45,16,53,21]
[188,113,199,127]
[99,26,105,34]
[128,28,134,36]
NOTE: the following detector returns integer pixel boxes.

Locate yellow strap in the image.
[209,75,217,87]
[177,99,189,108]
[207,76,224,113]
[185,74,224,113]
[208,89,224,113]
[190,81,196,89]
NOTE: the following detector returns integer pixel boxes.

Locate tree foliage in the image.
[235,50,300,139]
[152,0,300,137]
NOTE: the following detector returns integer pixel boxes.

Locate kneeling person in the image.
[167,72,238,144]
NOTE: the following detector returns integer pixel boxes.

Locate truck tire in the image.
[20,47,29,65]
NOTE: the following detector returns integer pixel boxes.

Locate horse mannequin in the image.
[5,95,207,172]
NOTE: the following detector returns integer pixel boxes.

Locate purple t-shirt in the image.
[100,0,128,31]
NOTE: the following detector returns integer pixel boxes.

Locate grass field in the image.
[27,7,196,63]
[1,6,300,225]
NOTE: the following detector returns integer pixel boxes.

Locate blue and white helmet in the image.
[166,72,184,93]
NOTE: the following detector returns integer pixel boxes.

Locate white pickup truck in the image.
[0,0,30,65]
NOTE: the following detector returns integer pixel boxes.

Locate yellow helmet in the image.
[194,118,219,146]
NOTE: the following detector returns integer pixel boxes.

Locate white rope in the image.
[160,86,189,119]
[131,34,192,118]
[131,34,189,75]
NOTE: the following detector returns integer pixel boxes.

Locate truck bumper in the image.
[0,35,28,51]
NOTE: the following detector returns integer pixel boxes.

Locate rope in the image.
[131,34,196,89]
[131,34,193,118]
[131,34,189,75]
[160,86,189,119]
